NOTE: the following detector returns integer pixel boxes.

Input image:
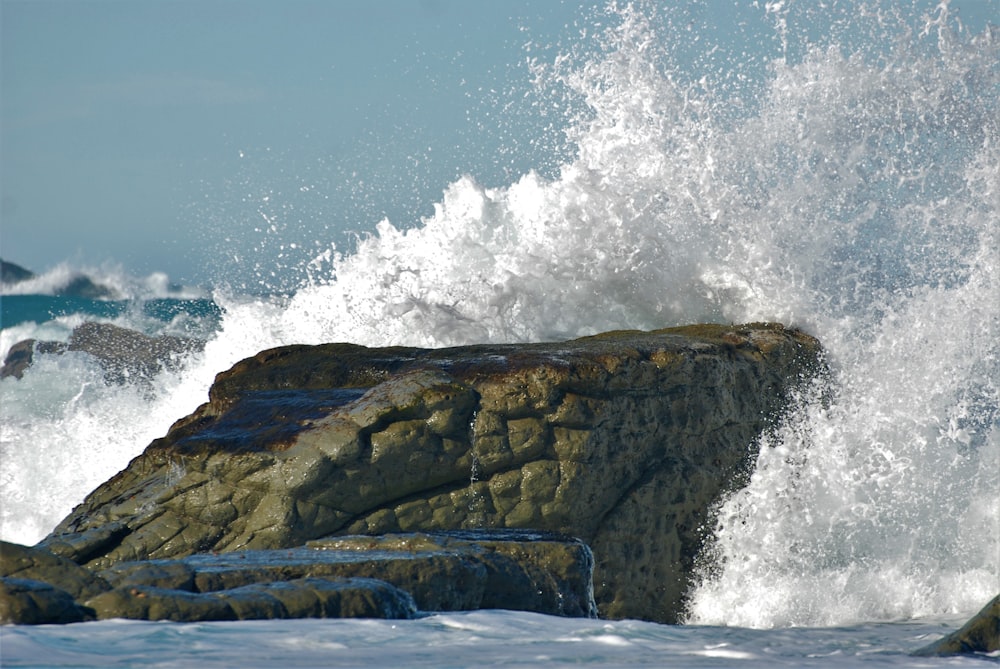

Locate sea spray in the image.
[679,4,1000,626]
[260,0,1000,627]
[0,0,996,631]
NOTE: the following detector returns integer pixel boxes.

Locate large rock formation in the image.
[42,323,824,623]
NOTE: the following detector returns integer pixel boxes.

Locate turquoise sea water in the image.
[0,295,222,332]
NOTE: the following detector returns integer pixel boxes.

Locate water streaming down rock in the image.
[1,0,997,629]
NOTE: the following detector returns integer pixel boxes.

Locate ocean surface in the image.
[1,1,998,666]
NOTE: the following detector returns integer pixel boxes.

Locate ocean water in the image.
[1,0,998,665]
[0,611,989,668]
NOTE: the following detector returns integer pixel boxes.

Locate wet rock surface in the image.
[2,531,594,624]
[40,323,824,623]
[912,594,1000,657]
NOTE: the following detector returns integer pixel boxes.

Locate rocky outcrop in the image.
[2,531,594,624]
[0,339,66,380]
[913,594,1000,657]
[0,322,203,382]
[0,259,35,284]
[42,323,824,623]
[0,578,96,624]
[0,541,109,624]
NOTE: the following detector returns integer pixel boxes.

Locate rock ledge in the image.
[1,531,594,624]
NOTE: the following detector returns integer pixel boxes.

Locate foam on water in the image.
[0,610,988,667]
[0,0,997,630]
[0,261,206,300]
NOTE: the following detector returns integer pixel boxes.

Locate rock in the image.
[0,578,95,624]
[86,577,415,622]
[0,541,106,624]
[1,340,38,380]
[0,322,203,382]
[1,531,592,624]
[303,530,595,616]
[1,340,68,380]
[55,275,117,299]
[0,259,35,284]
[91,530,592,619]
[912,594,1000,656]
[0,541,109,600]
[44,323,824,623]
[40,522,131,565]
[85,584,237,622]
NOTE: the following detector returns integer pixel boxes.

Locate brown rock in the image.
[43,323,824,623]
[0,541,108,600]
[0,578,94,624]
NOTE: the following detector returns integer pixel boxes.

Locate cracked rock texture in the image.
[3,531,593,623]
[43,323,823,623]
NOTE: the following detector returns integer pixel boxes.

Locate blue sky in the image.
[2,0,996,288]
[1,0,599,286]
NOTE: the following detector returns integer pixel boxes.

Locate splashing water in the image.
[1,1,997,628]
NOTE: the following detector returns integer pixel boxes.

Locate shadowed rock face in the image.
[0,541,110,624]
[43,323,824,623]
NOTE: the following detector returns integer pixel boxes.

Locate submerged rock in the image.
[44,323,823,623]
[0,578,95,625]
[0,339,67,380]
[0,321,203,382]
[0,541,107,624]
[912,594,1000,657]
[66,321,202,383]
